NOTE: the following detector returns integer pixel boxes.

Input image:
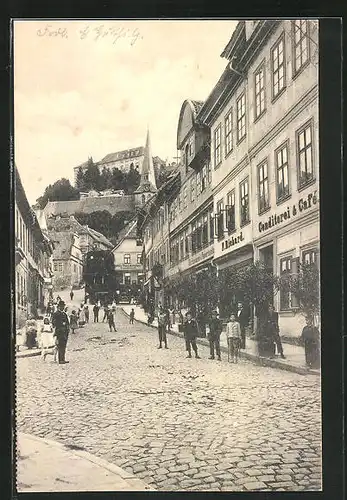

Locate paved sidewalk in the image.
[16,433,154,492]
[122,305,319,376]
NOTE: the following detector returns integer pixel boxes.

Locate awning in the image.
[215,244,254,271]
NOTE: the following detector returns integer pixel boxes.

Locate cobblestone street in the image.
[16,309,322,492]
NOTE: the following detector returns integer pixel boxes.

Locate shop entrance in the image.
[259,244,273,272]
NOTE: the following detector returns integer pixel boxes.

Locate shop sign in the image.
[258,190,318,234]
[222,231,244,251]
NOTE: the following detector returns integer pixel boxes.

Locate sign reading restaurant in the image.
[258,190,318,233]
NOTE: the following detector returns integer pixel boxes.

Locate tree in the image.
[126,164,141,193]
[76,167,86,191]
[99,167,112,191]
[110,167,126,191]
[83,157,100,191]
[36,178,80,209]
[280,262,320,323]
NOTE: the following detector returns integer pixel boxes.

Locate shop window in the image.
[280,256,292,310]
[225,108,233,155]
[236,94,246,142]
[254,63,266,119]
[271,34,286,99]
[124,273,131,285]
[226,190,236,234]
[302,248,318,266]
[258,161,270,213]
[240,178,250,226]
[124,254,131,264]
[297,122,314,188]
[214,125,222,167]
[292,20,309,75]
[216,199,224,240]
[276,143,290,202]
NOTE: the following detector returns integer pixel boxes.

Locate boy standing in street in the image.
[207,310,223,361]
[157,306,168,349]
[52,300,70,364]
[107,309,117,332]
[183,312,200,359]
[226,313,241,363]
[129,308,135,324]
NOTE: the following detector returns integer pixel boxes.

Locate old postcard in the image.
[14,19,321,493]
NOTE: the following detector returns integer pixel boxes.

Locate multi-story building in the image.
[15,167,54,324]
[48,230,84,289]
[198,19,319,335]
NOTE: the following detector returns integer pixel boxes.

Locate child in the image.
[40,317,58,362]
[129,308,135,324]
[70,310,78,334]
[108,309,117,332]
[226,313,241,363]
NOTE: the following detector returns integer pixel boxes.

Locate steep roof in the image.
[47,215,113,248]
[134,129,157,194]
[86,226,113,248]
[112,219,138,251]
[101,146,145,164]
[189,100,204,117]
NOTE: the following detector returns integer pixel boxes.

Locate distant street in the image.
[16,307,321,492]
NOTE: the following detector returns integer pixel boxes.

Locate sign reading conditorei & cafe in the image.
[258,190,318,234]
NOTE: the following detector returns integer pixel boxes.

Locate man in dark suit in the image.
[236,302,249,349]
[52,301,70,364]
[267,304,285,359]
[183,312,200,359]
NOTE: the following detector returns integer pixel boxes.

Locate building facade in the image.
[15,167,54,325]
[48,231,84,290]
[198,19,319,335]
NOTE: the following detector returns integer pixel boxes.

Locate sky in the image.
[14,20,237,204]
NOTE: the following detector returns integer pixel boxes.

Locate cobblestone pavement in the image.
[16,309,322,492]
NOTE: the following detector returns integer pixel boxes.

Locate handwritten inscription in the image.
[36,24,143,47]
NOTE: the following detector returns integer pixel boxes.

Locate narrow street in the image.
[16,307,321,492]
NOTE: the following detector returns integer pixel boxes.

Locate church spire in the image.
[135,128,157,195]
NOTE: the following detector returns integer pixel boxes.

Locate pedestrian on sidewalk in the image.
[183,312,200,359]
[84,303,90,323]
[107,309,117,332]
[52,301,70,364]
[226,313,241,363]
[70,289,74,301]
[267,304,286,359]
[93,304,100,323]
[69,310,78,334]
[129,308,135,324]
[157,306,168,349]
[207,310,223,361]
[236,302,249,349]
[102,304,109,323]
[301,316,320,369]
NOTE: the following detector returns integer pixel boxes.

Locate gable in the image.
[177,102,194,149]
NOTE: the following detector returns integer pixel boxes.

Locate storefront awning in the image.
[216,244,253,271]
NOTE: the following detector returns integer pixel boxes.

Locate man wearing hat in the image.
[206,310,223,361]
[52,300,70,364]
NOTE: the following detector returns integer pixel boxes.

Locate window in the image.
[216,199,224,240]
[258,161,270,213]
[302,248,318,266]
[207,160,212,184]
[124,273,131,285]
[196,171,201,196]
[254,64,266,119]
[137,254,142,264]
[280,256,292,310]
[141,194,146,205]
[191,222,197,254]
[202,213,208,246]
[293,20,309,74]
[124,254,131,264]
[214,125,222,167]
[196,218,202,251]
[226,190,236,234]
[271,35,286,99]
[54,262,58,271]
[236,94,246,142]
[190,178,195,202]
[180,233,185,260]
[73,264,77,272]
[225,109,233,155]
[58,262,63,272]
[201,165,207,192]
[184,228,190,255]
[297,122,314,188]
[276,143,290,202]
[240,178,250,226]
[209,210,214,242]
[183,185,187,208]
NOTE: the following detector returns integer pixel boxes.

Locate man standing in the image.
[70,289,74,301]
[183,312,200,359]
[102,304,109,322]
[84,303,90,323]
[52,300,70,364]
[93,304,100,323]
[236,302,249,349]
[207,310,223,361]
[267,304,285,359]
[157,306,168,349]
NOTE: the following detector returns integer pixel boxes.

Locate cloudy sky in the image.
[14,20,237,204]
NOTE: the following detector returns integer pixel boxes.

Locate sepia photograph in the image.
[14,19,322,493]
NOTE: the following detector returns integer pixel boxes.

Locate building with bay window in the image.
[198,19,319,335]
